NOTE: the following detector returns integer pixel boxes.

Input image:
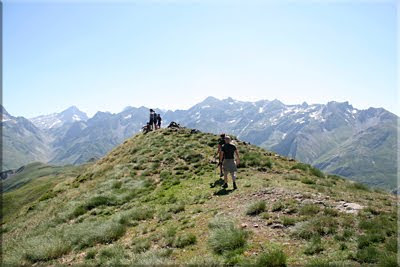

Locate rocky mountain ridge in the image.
[2,98,397,190]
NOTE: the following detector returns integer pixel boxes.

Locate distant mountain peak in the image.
[202,96,220,103]
[224,97,235,102]
[1,105,11,117]
[301,101,308,107]
[29,106,88,130]
[60,106,87,116]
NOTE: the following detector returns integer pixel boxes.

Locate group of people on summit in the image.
[142,109,162,133]
[142,109,240,190]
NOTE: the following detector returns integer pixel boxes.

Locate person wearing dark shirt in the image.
[217,133,226,177]
[156,114,162,129]
[149,109,156,130]
[220,135,240,189]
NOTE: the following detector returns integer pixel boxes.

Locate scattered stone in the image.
[270,223,284,229]
[253,224,259,228]
[336,202,364,214]
[283,209,291,214]
[294,193,303,199]
[313,200,326,206]
[241,223,248,228]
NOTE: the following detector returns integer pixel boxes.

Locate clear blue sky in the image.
[4,1,398,117]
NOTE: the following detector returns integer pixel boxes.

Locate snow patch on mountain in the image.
[30,106,88,130]
[49,119,63,128]
[72,115,82,121]
[309,109,325,122]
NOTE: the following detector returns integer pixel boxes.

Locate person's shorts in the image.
[223,159,237,173]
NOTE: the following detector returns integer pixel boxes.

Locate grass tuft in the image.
[208,218,248,254]
[246,200,266,216]
[255,245,287,267]
[174,233,197,248]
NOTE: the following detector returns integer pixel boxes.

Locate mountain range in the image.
[1,97,398,190]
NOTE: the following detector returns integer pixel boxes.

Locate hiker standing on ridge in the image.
[217,133,226,178]
[156,114,162,129]
[220,135,240,189]
[149,109,156,130]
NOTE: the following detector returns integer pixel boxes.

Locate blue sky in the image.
[4,1,398,117]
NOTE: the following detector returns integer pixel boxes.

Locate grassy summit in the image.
[2,127,398,266]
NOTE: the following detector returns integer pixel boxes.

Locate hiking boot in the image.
[222,183,228,189]
[233,182,237,190]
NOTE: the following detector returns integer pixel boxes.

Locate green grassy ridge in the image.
[2,128,397,266]
[2,162,86,222]
[2,162,79,193]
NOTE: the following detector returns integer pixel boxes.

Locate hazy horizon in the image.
[5,1,397,118]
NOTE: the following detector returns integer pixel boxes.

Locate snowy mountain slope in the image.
[30,106,88,130]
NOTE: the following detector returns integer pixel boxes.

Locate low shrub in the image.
[132,237,151,253]
[255,246,287,267]
[310,167,324,178]
[304,236,324,255]
[292,216,338,240]
[72,205,87,218]
[246,201,266,216]
[284,174,299,180]
[111,181,122,189]
[356,245,380,263]
[132,248,173,265]
[158,210,173,222]
[174,233,197,248]
[97,245,126,266]
[127,207,155,221]
[378,254,398,267]
[351,182,370,191]
[22,235,71,263]
[168,203,185,214]
[357,233,385,249]
[301,177,316,185]
[323,207,339,217]
[385,237,398,253]
[187,256,224,266]
[160,171,173,181]
[306,259,341,267]
[271,202,284,212]
[208,217,235,230]
[72,220,126,249]
[299,204,320,216]
[208,218,248,254]
[85,249,96,259]
[281,216,296,227]
[85,195,116,210]
[291,163,309,171]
